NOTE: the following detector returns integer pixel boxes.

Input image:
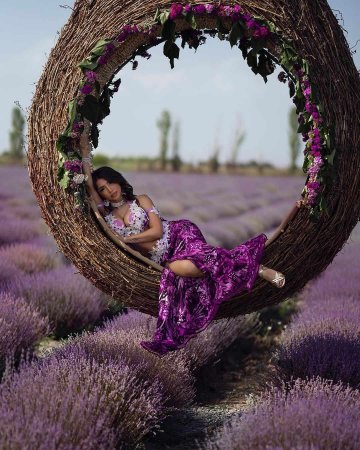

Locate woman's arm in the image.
[264,199,303,248]
[123,195,163,245]
[79,134,106,214]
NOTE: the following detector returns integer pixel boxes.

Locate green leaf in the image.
[217,18,229,34]
[79,95,100,123]
[302,59,309,75]
[162,19,176,40]
[59,172,70,189]
[246,50,258,72]
[57,164,65,182]
[158,11,170,25]
[90,39,110,56]
[163,41,180,69]
[185,12,197,28]
[229,21,243,47]
[325,148,336,165]
[154,8,160,22]
[288,80,295,98]
[250,37,266,54]
[91,124,99,148]
[295,80,303,99]
[78,59,98,71]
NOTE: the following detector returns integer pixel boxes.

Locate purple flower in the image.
[117,25,132,42]
[303,86,311,96]
[80,84,93,95]
[307,181,320,190]
[259,26,270,37]
[205,4,215,14]
[193,4,206,15]
[64,160,83,173]
[105,42,115,53]
[98,54,108,66]
[223,6,233,16]
[169,3,183,19]
[184,4,192,13]
[85,70,97,82]
[246,18,257,29]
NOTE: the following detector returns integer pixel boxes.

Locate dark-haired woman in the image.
[80,136,301,357]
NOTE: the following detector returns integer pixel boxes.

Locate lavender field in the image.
[0,164,359,449]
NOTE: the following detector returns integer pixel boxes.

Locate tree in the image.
[171,120,182,172]
[288,106,301,173]
[8,106,25,159]
[209,139,221,173]
[156,110,171,171]
[229,121,246,166]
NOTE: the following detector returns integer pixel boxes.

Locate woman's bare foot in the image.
[258,264,285,288]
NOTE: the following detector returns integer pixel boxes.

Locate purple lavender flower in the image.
[0,292,50,373]
[204,377,360,449]
[5,267,109,338]
[0,243,60,274]
[0,352,164,448]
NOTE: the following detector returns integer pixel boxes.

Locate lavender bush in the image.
[274,314,360,388]
[0,258,22,288]
[5,266,109,338]
[272,222,360,388]
[0,292,50,375]
[53,310,196,408]
[0,350,164,449]
[0,243,61,274]
[202,376,360,450]
[0,217,42,245]
[183,312,262,371]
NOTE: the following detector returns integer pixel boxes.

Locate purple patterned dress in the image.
[105,198,267,358]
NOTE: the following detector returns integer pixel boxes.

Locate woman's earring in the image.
[103,200,110,207]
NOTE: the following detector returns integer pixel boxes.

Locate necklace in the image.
[111,198,127,208]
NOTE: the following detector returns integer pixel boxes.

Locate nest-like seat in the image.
[27,0,360,318]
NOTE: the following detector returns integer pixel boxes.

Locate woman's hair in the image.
[91,166,136,202]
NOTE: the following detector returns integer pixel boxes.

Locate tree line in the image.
[2,106,301,174]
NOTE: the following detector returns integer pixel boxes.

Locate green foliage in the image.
[157,110,172,170]
[171,121,182,172]
[288,106,301,173]
[8,107,25,159]
[93,153,110,167]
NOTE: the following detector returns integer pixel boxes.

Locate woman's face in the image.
[95,178,122,202]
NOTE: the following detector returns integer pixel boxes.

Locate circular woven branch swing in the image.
[28,0,360,319]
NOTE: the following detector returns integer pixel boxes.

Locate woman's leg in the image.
[165,260,206,278]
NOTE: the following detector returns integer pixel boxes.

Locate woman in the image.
[80,136,301,357]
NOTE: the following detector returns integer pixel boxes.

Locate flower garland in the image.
[57,2,336,220]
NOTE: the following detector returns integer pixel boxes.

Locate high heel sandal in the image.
[259,264,286,289]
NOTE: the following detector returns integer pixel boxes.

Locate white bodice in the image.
[104,199,170,265]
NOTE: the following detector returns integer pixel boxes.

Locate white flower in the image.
[73,174,85,184]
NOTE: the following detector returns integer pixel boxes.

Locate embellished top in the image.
[104,199,170,265]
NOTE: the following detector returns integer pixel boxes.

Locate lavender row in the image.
[0,307,262,448]
[203,224,360,449]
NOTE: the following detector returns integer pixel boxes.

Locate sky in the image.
[1,1,359,167]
